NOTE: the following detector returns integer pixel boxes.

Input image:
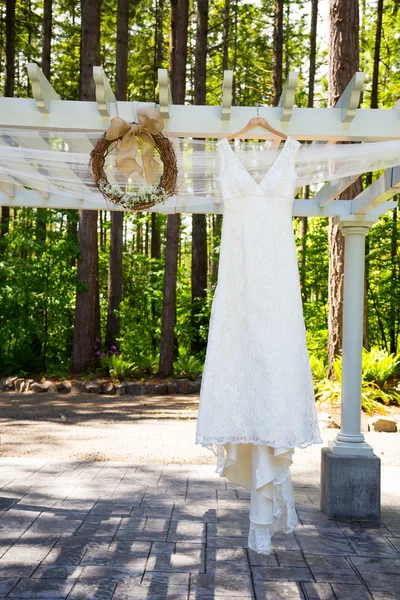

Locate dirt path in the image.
[1,392,400,465]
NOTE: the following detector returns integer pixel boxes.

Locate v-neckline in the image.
[218,136,295,191]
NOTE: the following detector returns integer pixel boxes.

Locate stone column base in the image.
[320,447,381,521]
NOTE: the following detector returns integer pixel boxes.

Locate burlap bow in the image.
[105,106,164,182]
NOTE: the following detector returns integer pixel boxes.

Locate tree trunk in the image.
[370,0,383,110]
[299,0,318,301]
[5,0,15,97]
[327,0,360,378]
[106,0,129,349]
[106,211,124,348]
[159,0,188,376]
[389,207,398,354]
[272,0,283,106]
[42,0,52,79]
[2,0,15,244]
[191,0,209,355]
[72,209,100,371]
[72,0,101,372]
[115,0,129,101]
[362,0,384,350]
[222,0,229,71]
[38,0,52,249]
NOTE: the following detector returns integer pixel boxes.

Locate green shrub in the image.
[101,354,138,382]
[175,355,203,380]
[138,354,159,376]
[309,355,327,381]
[315,350,400,415]
[362,347,399,385]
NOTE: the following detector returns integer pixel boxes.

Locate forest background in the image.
[0,0,399,387]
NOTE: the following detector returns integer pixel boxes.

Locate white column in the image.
[329,220,374,456]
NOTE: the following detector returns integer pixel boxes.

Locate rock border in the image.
[0,376,201,396]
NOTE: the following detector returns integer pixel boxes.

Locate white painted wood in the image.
[352,168,400,214]
[27,62,60,114]
[0,181,15,197]
[93,66,116,118]
[315,175,360,207]
[278,72,299,122]
[2,99,400,140]
[158,68,172,120]
[0,188,359,217]
[330,221,374,455]
[334,72,365,123]
[221,70,233,121]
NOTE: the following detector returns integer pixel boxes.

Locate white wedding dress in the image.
[196,136,322,554]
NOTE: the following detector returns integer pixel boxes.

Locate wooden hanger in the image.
[226,116,287,143]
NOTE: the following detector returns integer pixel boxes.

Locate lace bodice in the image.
[217,136,300,203]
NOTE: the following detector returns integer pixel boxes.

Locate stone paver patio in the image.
[0,459,399,599]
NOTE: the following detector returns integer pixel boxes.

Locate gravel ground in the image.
[1,392,400,465]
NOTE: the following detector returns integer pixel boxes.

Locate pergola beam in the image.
[221,70,233,121]
[158,68,172,120]
[315,175,360,207]
[3,99,400,140]
[27,63,60,114]
[334,72,365,123]
[93,66,116,118]
[278,72,299,122]
[352,167,400,215]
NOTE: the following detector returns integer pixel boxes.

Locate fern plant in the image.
[101,354,138,382]
[309,355,327,381]
[362,347,399,386]
[175,355,203,380]
[315,352,400,416]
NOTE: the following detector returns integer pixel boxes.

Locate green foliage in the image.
[309,355,327,381]
[315,350,400,415]
[174,355,203,380]
[102,354,138,382]
[362,347,400,386]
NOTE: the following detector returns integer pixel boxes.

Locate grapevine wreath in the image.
[90,106,178,211]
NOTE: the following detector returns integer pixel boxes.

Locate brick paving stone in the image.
[276,551,308,567]
[80,541,150,569]
[344,532,398,557]
[371,592,400,599]
[31,565,84,579]
[271,532,302,551]
[247,549,279,567]
[79,566,143,582]
[65,579,117,600]
[302,582,335,599]
[304,555,361,584]
[0,562,40,578]
[330,583,373,599]
[41,537,107,566]
[146,542,205,573]
[190,573,254,598]
[167,520,206,543]
[0,577,20,598]
[74,515,121,538]
[206,536,248,548]
[8,578,75,598]
[252,565,314,582]
[0,536,58,563]
[1,461,400,600]
[295,529,356,555]
[254,581,305,599]
[205,546,251,574]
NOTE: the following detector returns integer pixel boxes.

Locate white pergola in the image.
[1,65,400,516]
